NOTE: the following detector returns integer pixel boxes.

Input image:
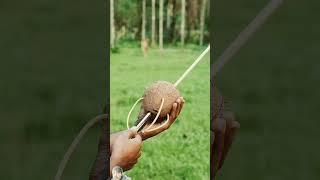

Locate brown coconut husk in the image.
[142,81,180,118]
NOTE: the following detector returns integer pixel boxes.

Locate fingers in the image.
[169,102,178,121]
[211,111,240,176]
[212,117,226,175]
[218,120,239,169]
[130,126,138,133]
[168,97,185,126]
[218,112,240,169]
[130,139,142,160]
[138,96,185,141]
[139,123,165,140]
[174,97,185,118]
[127,129,143,152]
[135,151,142,160]
[131,134,142,144]
[178,97,185,116]
[130,134,143,153]
[130,151,141,164]
[176,98,181,117]
[126,144,142,170]
[126,128,138,139]
[110,130,144,173]
[169,96,185,121]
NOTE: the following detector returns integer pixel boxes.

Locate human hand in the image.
[211,111,240,177]
[110,128,142,172]
[211,82,240,178]
[136,97,185,140]
[110,130,125,153]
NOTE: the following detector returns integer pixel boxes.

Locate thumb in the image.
[127,127,138,139]
[131,134,142,145]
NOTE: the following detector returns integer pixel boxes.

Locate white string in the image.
[127,97,144,129]
[128,45,210,130]
[174,45,210,87]
[145,98,165,131]
[145,114,170,132]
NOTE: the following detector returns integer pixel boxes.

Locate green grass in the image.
[110,46,210,179]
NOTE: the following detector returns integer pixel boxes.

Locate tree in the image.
[142,0,146,40]
[180,0,186,45]
[186,0,199,39]
[159,0,164,50]
[152,0,156,46]
[168,0,177,43]
[166,0,173,30]
[110,0,115,48]
[186,0,200,42]
[199,0,207,45]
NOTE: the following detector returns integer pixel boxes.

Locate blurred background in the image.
[3,0,320,179]
[214,0,320,179]
[0,0,106,179]
[110,0,210,50]
[110,0,210,179]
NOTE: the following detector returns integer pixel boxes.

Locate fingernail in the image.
[173,103,177,108]
[130,126,138,132]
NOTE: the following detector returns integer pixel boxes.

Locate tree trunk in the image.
[180,0,186,45]
[168,0,177,43]
[166,0,173,30]
[110,0,115,48]
[152,0,156,46]
[186,0,198,30]
[186,0,199,43]
[206,0,210,17]
[199,0,207,45]
[159,0,164,50]
[142,0,146,40]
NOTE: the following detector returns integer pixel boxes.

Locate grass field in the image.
[110,45,210,179]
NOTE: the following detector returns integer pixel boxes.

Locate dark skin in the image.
[90,121,143,179]
[109,97,184,174]
[110,128,142,173]
[90,97,185,179]
[211,80,240,178]
[113,91,239,178]
[90,91,239,179]
[137,97,185,140]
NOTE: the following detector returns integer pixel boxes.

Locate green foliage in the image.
[115,0,140,29]
[188,30,201,44]
[113,0,210,45]
[110,45,210,179]
[116,38,140,49]
[111,46,120,54]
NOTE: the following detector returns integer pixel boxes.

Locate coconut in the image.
[142,81,180,118]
